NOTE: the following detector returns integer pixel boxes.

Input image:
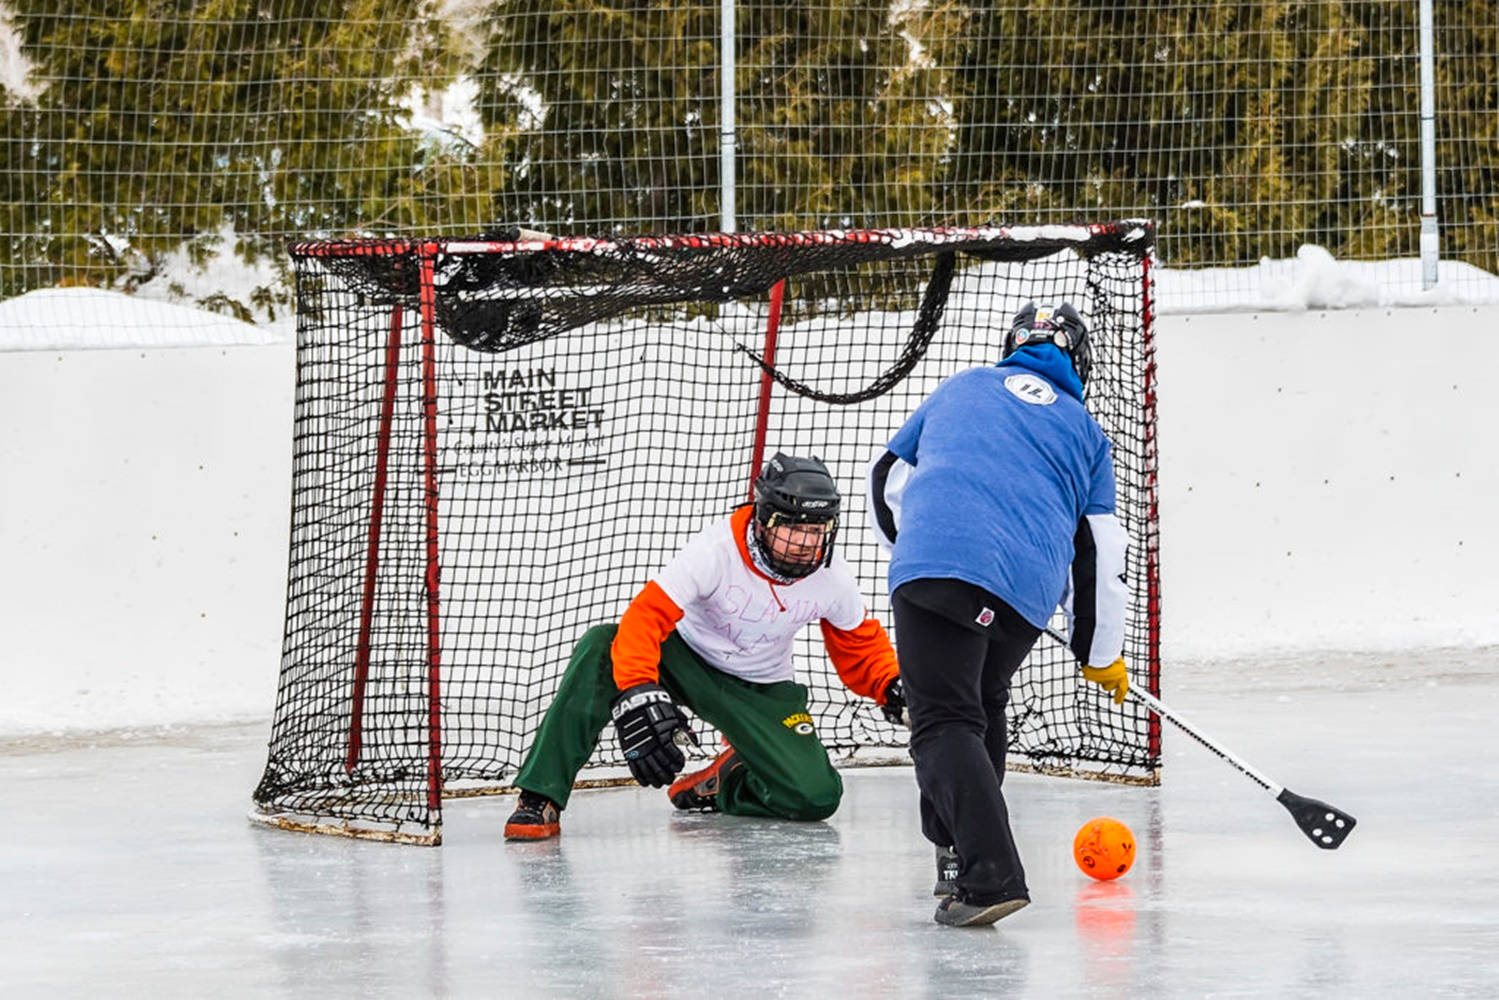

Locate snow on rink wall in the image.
[2,302,1497,735]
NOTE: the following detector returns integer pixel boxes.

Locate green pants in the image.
[513,624,843,820]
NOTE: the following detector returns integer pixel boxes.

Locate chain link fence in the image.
[1,0,1495,340]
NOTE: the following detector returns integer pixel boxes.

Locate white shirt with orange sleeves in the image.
[652,514,867,685]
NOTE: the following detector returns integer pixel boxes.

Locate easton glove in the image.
[610,682,691,787]
[1081,658,1130,705]
[880,677,910,727]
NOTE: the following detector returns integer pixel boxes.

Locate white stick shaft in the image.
[1127,685,1283,796]
[1041,627,1287,796]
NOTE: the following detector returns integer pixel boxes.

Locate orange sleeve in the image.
[819,616,900,703]
[610,580,686,690]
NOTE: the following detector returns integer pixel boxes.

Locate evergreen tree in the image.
[733,1,962,231]
[0,0,496,301]
[1434,0,1497,276]
[934,0,1497,271]
[474,0,957,235]
[942,0,1389,265]
[2,0,1492,304]
[475,0,723,233]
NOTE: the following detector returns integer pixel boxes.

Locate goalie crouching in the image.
[504,453,905,840]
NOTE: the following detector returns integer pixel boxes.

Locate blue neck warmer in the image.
[995,343,1084,402]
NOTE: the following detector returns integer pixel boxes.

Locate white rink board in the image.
[3,306,1499,734]
[1154,305,1499,658]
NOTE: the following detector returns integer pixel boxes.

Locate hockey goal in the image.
[252,221,1161,844]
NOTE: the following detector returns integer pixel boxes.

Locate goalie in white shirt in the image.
[504,453,905,841]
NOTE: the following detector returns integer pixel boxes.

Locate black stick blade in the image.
[1276,788,1357,849]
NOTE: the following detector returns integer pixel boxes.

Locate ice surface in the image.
[3,649,1494,997]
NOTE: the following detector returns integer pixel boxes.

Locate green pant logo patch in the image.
[782,712,815,736]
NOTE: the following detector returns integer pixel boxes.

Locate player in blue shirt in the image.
[867,301,1131,927]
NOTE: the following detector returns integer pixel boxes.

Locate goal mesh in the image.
[253,220,1160,843]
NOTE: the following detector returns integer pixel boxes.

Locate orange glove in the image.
[1081,658,1130,705]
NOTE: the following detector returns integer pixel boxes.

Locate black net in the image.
[254,222,1161,842]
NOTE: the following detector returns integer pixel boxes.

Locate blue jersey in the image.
[875,344,1117,629]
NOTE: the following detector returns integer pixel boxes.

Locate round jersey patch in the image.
[1004,372,1058,405]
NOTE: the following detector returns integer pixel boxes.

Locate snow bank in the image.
[0,287,292,351]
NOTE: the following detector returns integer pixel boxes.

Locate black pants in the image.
[892,579,1041,903]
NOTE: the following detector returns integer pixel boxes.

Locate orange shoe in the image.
[668,747,742,811]
[504,790,561,840]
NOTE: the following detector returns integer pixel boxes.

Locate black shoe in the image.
[504,790,561,840]
[934,893,1030,927]
[934,845,961,897]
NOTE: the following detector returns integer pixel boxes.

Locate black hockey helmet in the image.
[750,452,841,580]
[1003,301,1092,386]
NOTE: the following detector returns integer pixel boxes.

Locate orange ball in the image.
[1073,817,1136,881]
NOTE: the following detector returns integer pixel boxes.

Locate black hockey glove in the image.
[610,682,692,787]
[881,677,910,727]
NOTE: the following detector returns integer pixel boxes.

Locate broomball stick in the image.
[1044,628,1357,849]
[1126,684,1357,850]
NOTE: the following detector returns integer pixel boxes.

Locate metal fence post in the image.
[1419,0,1439,289]
[720,0,737,233]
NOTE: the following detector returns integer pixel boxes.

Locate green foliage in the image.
[733,2,961,231]
[475,0,959,235]
[1435,0,1498,275]
[475,0,722,233]
[943,0,1432,265]
[1,0,1494,305]
[0,0,496,302]
[473,0,1493,271]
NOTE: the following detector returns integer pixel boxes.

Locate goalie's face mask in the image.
[1003,301,1092,386]
[751,452,841,580]
[759,515,836,578]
